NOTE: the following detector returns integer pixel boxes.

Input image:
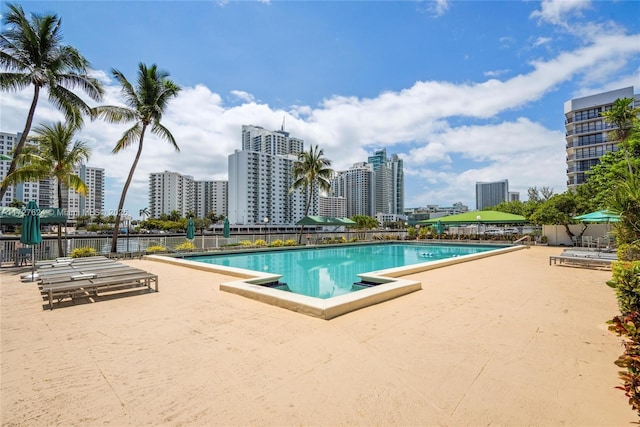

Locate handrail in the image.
[514,235,531,248]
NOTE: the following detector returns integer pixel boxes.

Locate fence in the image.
[0,230,408,266]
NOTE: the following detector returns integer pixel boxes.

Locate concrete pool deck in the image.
[0,245,633,425]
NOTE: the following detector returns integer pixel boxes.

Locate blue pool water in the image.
[189,243,500,299]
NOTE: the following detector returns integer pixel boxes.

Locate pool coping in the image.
[145,243,525,320]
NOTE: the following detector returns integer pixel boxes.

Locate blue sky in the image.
[2,0,639,219]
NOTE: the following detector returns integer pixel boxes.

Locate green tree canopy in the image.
[0,3,103,201]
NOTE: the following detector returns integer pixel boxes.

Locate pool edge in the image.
[145,244,525,319]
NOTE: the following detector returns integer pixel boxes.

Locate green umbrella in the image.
[573,209,620,223]
[223,218,230,238]
[21,201,42,282]
[0,154,12,161]
[186,218,195,240]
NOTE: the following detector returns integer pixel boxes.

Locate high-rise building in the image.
[194,180,228,218]
[367,149,404,215]
[63,165,105,219]
[148,171,195,218]
[0,131,20,206]
[319,195,347,218]
[564,86,639,188]
[476,180,509,210]
[1,131,102,215]
[331,162,376,217]
[228,125,309,225]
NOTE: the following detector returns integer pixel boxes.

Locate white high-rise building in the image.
[367,149,404,215]
[319,196,347,218]
[228,125,309,225]
[0,131,21,206]
[63,165,105,219]
[194,180,228,218]
[564,86,639,188]
[331,162,376,217]
[476,180,509,210]
[149,171,195,218]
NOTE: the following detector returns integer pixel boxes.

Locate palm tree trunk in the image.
[110,127,146,253]
[0,86,40,201]
[56,180,64,256]
[297,185,314,244]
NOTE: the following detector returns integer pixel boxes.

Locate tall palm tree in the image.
[601,97,640,174]
[139,207,150,220]
[0,3,104,201]
[290,145,334,243]
[92,63,181,253]
[2,121,90,255]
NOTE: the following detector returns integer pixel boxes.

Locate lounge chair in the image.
[549,249,617,269]
[38,261,158,309]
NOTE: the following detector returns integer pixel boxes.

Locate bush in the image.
[146,245,167,253]
[270,239,284,247]
[608,261,640,315]
[175,241,196,251]
[284,239,297,246]
[618,243,640,262]
[253,239,268,247]
[70,247,97,258]
[239,240,252,246]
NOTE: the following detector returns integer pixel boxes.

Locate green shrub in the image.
[70,247,97,258]
[270,239,284,247]
[146,245,167,253]
[253,239,267,247]
[175,241,196,251]
[608,261,640,315]
[618,243,640,262]
[284,239,297,246]
[239,240,252,246]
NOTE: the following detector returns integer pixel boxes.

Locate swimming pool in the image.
[147,242,523,319]
[188,243,497,299]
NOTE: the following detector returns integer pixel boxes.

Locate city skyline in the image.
[1,1,639,218]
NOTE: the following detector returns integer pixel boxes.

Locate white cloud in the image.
[532,37,552,48]
[530,0,591,26]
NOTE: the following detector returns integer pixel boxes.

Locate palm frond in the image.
[151,123,180,151]
[113,124,143,153]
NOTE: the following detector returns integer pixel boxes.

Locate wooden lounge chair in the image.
[40,265,158,310]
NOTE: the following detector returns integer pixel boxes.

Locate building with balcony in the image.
[564,86,639,188]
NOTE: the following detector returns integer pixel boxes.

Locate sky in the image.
[1,0,639,220]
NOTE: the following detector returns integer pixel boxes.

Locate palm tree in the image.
[601,97,640,174]
[2,121,90,255]
[92,63,181,253]
[139,207,150,220]
[290,145,334,243]
[0,3,104,201]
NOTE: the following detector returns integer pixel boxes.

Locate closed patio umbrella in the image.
[186,218,195,240]
[20,201,42,282]
[223,218,230,238]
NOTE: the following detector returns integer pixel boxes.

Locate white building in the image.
[564,86,639,188]
[0,131,21,206]
[319,195,347,218]
[194,180,228,218]
[227,125,309,225]
[63,165,105,219]
[367,149,404,215]
[331,162,376,217]
[149,171,195,218]
[476,180,509,210]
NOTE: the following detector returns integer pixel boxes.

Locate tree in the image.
[168,210,182,222]
[8,198,24,208]
[0,3,103,201]
[139,207,150,220]
[529,191,589,239]
[2,121,90,255]
[290,145,334,243]
[92,63,181,253]
[601,97,640,174]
